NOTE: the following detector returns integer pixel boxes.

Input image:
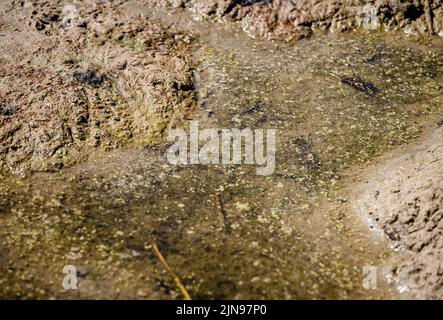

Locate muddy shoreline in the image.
[353,119,443,299]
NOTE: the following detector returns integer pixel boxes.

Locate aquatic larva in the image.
[340,76,379,96]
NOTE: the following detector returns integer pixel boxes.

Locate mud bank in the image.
[355,124,443,299]
[1,0,443,300]
[162,0,443,40]
[0,0,196,175]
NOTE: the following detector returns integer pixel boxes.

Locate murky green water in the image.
[1,5,443,299]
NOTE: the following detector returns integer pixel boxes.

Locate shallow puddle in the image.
[1,4,443,299]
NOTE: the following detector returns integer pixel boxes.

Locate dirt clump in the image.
[356,125,443,299]
[164,0,443,40]
[0,0,197,175]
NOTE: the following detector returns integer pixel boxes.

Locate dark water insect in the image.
[73,70,105,88]
[340,76,379,96]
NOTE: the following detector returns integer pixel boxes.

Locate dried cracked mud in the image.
[1,0,443,299]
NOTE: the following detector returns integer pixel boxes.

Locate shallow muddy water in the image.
[1,3,443,299]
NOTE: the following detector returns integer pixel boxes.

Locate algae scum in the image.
[2,8,443,298]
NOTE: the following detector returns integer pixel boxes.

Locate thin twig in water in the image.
[215,192,231,235]
[151,241,192,300]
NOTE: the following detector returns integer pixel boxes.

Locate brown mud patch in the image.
[353,120,443,299]
[161,0,443,40]
[0,0,196,175]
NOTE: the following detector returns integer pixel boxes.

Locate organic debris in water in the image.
[340,76,379,96]
[0,105,17,116]
[73,70,106,88]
